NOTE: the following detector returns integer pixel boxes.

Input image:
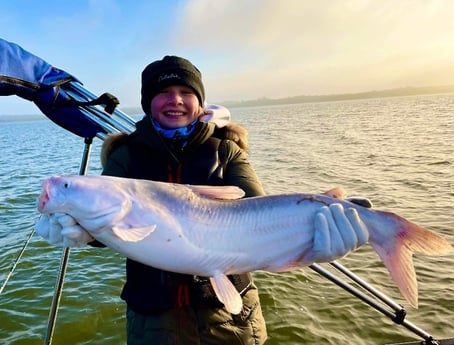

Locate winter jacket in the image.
[101,115,265,313]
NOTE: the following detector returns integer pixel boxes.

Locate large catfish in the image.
[36,175,452,314]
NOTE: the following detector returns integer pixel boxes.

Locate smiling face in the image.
[150,85,202,129]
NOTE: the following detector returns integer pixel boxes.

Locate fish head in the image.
[38,176,67,213]
[37,175,128,222]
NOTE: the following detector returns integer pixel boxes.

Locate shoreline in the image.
[2,85,454,121]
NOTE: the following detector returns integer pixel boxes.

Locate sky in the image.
[1,0,454,115]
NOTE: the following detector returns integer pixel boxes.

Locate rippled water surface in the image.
[1,94,453,344]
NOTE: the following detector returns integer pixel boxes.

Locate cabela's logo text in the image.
[158,73,181,82]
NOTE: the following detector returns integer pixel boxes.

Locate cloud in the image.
[2,0,454,114]
[168,0,454,101]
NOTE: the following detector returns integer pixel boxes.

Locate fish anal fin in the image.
[209,272,243,314]
[112,225,157,242]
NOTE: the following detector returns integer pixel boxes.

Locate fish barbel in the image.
[36,175,452,314]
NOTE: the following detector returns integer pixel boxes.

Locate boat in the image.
[1,37,453,345]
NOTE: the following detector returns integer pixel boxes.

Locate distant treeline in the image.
[3,85,454,119]
[221,85,454,108]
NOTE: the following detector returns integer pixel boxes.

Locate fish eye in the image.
[64,182,69,188]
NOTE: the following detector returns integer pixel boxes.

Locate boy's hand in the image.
[311,203,369,262]
[35,213,94,247]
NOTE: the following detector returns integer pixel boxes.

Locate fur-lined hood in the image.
[100,121,249,168]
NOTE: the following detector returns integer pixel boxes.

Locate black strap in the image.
[68,92,120,114]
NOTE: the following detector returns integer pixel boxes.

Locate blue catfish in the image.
[36,175,452,314]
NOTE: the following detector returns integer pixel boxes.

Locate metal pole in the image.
[329,261,404,311]
[309,263,438,343]
[44,137,93,345]
[66,82,136,130]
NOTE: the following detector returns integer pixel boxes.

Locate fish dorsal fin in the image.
[187,185,245,200]
[209,272,243,314]
[323,186,347,200]
[111,225,157,242]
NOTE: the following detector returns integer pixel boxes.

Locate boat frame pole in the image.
[44,137,93,345]
[309,262,441,345]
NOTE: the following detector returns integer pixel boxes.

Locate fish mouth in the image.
[37,180,51,212]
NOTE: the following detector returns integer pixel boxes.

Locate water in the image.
[1,94,453,344]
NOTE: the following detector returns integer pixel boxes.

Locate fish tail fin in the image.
[369,211,453,308]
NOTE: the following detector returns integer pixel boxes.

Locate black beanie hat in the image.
[140,55,205,114]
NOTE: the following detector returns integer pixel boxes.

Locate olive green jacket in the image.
[101,116,264,313]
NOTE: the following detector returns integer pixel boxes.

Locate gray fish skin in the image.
[36,175,453,314]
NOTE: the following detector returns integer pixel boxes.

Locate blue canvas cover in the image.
[0,38,107,137]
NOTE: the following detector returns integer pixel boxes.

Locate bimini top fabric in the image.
[0,37,107,137]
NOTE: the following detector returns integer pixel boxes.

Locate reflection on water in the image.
[1,94,453,344]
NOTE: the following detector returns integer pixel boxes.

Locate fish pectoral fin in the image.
[209,272,243,314]
[111,225,157,242]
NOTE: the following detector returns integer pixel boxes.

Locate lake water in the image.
[1,94,453,344]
